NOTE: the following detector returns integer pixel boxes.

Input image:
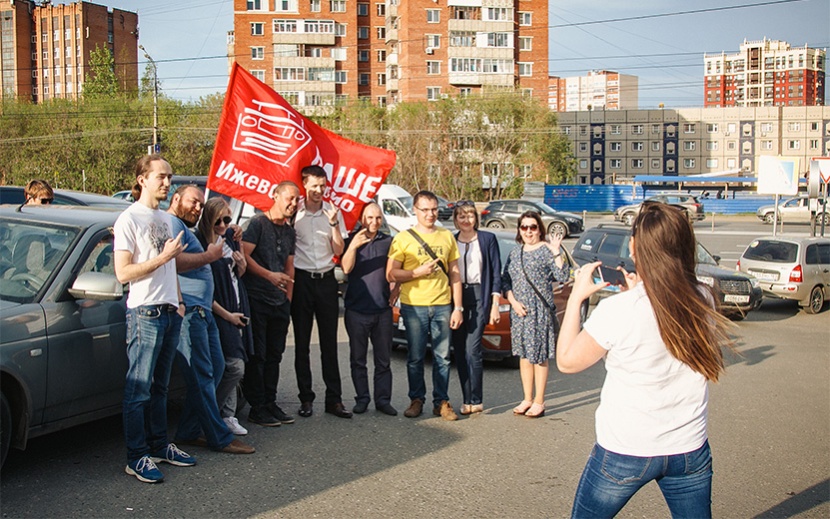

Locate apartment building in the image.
[230,0,548,109]
[704,38,825,108]
[0,0,137,102]
[559,106,830,185]
[548,70,638,112]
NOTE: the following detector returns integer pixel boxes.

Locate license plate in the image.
[397,317,406,331]
[724,294,750,304]
[749,270,777,281]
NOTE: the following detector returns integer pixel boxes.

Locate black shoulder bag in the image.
[407,228,447,276]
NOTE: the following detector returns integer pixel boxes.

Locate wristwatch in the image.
[329,220,339,227]
[453,306,463,312]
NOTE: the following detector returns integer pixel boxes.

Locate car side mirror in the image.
[68,272,124,300]
[713,255,721,264]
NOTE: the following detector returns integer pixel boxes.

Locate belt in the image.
[138,303,178,313]
[462,283,481,289]
[297,268,334,280]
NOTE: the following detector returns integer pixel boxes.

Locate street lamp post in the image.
[138,45,158,154]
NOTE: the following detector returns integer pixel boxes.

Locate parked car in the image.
[480,199,584,238]
[614,193,705,226]
[572,223,762,319]
[755,195,829,226]
[435,196,455,221]
[111,190,133,202]
[737,236,830,314]
[0,186,131,210]
[0,206,129,467]
[391,231,587,367]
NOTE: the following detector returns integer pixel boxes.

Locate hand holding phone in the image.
[594,265,627,292]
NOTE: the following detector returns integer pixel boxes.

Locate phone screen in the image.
[593,265,626,292]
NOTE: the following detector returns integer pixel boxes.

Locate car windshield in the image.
[696,243,718,266]
[535,201,558,214]
[0,220,78,304]
[742,239,798,263]
[400,196,414,212]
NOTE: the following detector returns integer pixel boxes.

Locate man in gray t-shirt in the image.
[241,181,299,427]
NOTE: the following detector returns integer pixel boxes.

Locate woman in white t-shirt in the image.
[556,202,733,519]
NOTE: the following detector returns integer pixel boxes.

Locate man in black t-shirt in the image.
[241,181,299,427]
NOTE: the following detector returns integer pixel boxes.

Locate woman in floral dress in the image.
[502,211,569,418]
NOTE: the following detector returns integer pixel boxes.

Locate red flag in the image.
[207,63,397,230]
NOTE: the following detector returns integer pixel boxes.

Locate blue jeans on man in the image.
[123,304,182,463]
[571,441,713,519]
[400,303,452,408]
[174,306,235,450]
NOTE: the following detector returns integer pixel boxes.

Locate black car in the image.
[0,186,131,210]
[435,196,455,221]
[571,223,762,319]
[480,199,583,237]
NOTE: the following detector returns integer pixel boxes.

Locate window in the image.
[274,20,298,32]
[335,70,347,83]
[651,142,661,152]
[377,26,386,39]
[358,26,369,39]
[251,22,264,36]
[706,159,718,168]
[335,23,346,36]
[359,73,369,86]
[377,73,386,86]
[427,61,440,75]
[251,70,265,82]
[631,159,643,169]
[519,12,531,25]
[787,140,800,150]
[427,9,440,22]
[251,47,264,60]
[760,122,773,133]
[631,124,643,135]
[809,121,819,132]
[377,49,386,62]
[651,159,661,169]
[727,141,736,151]
[761,140,773,150]
[331,0,346,12]
[683,141,696,151]
[631,142,644,151]
[275,0,297,11]
[331,47,346,60]
[377,3,385,16]
[610,159,621,169]
[579,159,588,169]
[788,122,801,132]
[358,50,369,62]
[684,158,695,169]
[727,123,737,134]
[706,123,718,133]
[426,34,440,49]
[485,7,511,21]
[683,123,696,134]
[610,125,621,135]
[809,139,819,150]
[247,0,262,9]
[487,33,511,48]
[310,0,321,12]
[274,68,304,81]
[427,87,441,101]
[651,124,661,134]
[518,63,532,77]
[727,158,737,169]
[578,142,588,152]
[358,3,369,16]
[519,37,532,51]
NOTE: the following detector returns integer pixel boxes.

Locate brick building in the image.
[229,0,548,110]
[704,38,825,108]
[0,0,137,102]
[548,70,638,112]
[559,106,830,185]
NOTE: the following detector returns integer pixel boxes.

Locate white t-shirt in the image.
[113,203,179,309]
[583,282,708,457]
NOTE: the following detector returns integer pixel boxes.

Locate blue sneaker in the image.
[125,455,164,483]
[150,443,196,467]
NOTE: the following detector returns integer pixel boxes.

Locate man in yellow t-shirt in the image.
[387,191,463,421]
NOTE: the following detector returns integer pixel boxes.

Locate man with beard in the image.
[167,185,255,455]
[241,181,300,427]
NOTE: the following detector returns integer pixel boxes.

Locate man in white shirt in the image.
[292,165,351,419]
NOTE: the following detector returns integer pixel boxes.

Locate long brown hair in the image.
[632,202,733,382]
[198,198,230,245]
[131,154,164,200]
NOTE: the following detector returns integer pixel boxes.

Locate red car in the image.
[392,231,586,367]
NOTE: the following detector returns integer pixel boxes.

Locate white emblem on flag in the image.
[232,99,312,166]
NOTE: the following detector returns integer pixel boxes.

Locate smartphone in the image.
[595,265,627,291]
[238,315,250,327]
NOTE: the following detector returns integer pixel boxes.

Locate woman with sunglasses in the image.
[196,198,253,436]
[556,202,733,518]
[450,201,502,416]
[501,210,568,418]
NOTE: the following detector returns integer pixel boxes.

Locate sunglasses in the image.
[456,200,475,208]
[214,216,232,226]
[39,198,54,205]
[520,224,539,231]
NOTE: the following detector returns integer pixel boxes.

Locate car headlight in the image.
[697,275,714,287]
[565,217,579,223]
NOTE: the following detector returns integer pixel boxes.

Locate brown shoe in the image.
[433,401,458,421]
[403,399,423,418]
[220,439,255,454]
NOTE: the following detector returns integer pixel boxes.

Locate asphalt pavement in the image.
[0,215,827,518]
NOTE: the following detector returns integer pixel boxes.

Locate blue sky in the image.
[107,0,828,107]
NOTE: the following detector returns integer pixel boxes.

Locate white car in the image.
[756,195,829,225]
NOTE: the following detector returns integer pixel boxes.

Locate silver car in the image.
[737,236,830,314]
[755,195,829,226]
[0,206,127,467]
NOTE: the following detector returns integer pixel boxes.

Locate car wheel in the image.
[814,213,830,226]
[763,212,775,224]
[805,286,825,314]
[548,222,567,238]
[622,212,636,226]
[486,220,505,229]
[1,392,11,468]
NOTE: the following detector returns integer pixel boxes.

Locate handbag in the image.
[519,248,561,335]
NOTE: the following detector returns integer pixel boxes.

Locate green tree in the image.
[83,46,120,99]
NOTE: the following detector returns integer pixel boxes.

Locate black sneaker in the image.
[266,402,295,425]
[248,406,280,427]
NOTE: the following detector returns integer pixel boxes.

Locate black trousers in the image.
[243,298,290,410]
[292,269,342,406]
[344,307,393,407]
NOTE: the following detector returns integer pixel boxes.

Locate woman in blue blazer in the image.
[451,201,502,415]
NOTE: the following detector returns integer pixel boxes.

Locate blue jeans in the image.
[174,306,234,450]
[400,303,451,408]
[123,304,182,463]
[571,441,713,519]
[451,284,485,405]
